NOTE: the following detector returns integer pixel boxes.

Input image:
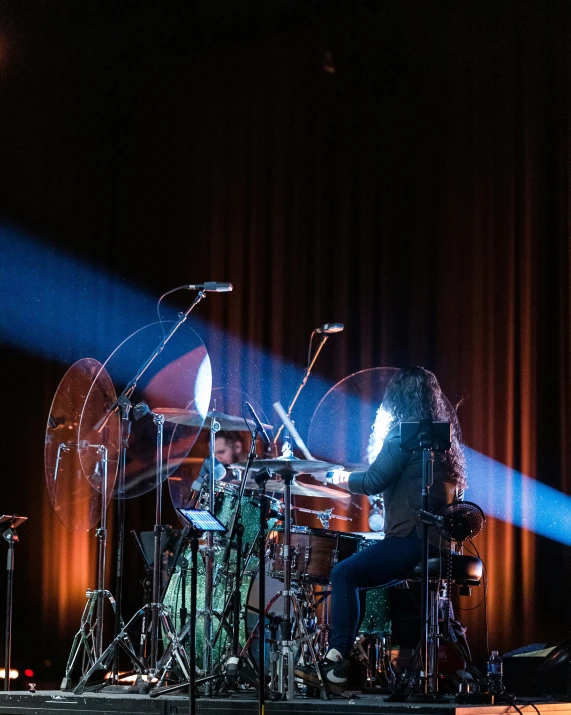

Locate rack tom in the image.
[268,526,362,584]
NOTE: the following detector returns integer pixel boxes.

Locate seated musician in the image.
[214,430,248,467]
[297,366,466,693]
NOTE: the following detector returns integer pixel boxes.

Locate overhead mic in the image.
[186,282,233,292]
[243,401,271,444]
[315,322,344,334]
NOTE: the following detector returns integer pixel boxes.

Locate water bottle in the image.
[487,650,504,695]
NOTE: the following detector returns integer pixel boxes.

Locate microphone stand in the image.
[74,291,209,694]
[273,332,331,447]
[1,515,27,691]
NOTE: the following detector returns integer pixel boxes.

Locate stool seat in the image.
[405,553,482,586]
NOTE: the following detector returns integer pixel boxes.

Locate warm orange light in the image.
[0,669,19,679]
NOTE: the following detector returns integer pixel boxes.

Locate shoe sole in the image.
[294,669,346,694]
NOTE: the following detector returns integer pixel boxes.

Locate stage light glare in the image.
[0,669,19,679]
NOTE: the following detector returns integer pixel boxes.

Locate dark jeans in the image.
[328,532,424,658]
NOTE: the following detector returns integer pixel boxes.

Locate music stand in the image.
[400,421,450,699]
[176,509,226,715]
[1,515,27,691]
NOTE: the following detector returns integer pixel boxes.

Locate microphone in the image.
[315,322,344,334]
[186,282,233,292]
[243,402,271,444]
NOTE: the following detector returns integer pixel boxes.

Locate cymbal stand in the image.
[1,515,27,691]
[202,412,220,694]
[273,467,327,700]
[60,444,118,691]
[213,421,263,690]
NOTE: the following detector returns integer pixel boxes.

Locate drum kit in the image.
[43,291,393,702]
[159,429,392,702]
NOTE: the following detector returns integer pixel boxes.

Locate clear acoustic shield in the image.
[308,367,398,469]
[167,386,276,514]
[303,367,398,532]
[45,358,120,531]
[79,321,211,500]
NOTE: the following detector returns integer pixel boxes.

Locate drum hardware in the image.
[1,515,27,692]
[156,407,272,433]
[212,403,272,695]
[74,407,192,694]
[292,506,352,529]
[201,409,220,695]
[399,420,451,700]
[273,322,344,447]
[59,444,119,691]
[261,453,332,701]
[74,291,215,694]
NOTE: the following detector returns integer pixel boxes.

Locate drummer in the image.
[214,430,248,467]
[296,366,467,693]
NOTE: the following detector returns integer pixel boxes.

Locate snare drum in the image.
[268,526,362,584]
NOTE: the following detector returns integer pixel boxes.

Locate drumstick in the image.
[273,402,313,460]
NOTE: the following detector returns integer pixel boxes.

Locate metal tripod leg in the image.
[61,589,116,691]
[72,601,190,694]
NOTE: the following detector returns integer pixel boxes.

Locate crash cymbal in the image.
[230,457,341,476]
[228,478,350,500]
[156,408,272,433]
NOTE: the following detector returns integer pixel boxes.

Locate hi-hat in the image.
[228,478,350,500]
[156,408,272,433]
[230,457,341,476]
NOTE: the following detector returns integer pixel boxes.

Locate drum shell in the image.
[358,536,391,635]
[268,526,362,584]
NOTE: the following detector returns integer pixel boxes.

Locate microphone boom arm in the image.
[273,333,330,446]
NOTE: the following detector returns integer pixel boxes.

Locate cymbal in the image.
[156,408,272,433]
[352,531,385,540]
[230,457,341,476]
[228,478,350,500]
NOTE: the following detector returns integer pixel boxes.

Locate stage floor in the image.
[0,691,570,715]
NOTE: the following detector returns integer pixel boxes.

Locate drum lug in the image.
[304,545,311,566]
[331,549,339,568]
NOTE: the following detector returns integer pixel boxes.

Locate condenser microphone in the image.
[315,322,344,334]
[243,401,271,444]
[186,282,233,292]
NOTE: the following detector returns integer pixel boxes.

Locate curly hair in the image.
[381,366,466,488]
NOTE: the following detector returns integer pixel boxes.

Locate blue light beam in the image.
[465,447,571,546]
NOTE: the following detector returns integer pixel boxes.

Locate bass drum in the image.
[162,487,281,663]
[244,568,290,667]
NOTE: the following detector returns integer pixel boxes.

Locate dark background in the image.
[0,0,570,687]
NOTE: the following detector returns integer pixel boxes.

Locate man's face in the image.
[215,436,239,465]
